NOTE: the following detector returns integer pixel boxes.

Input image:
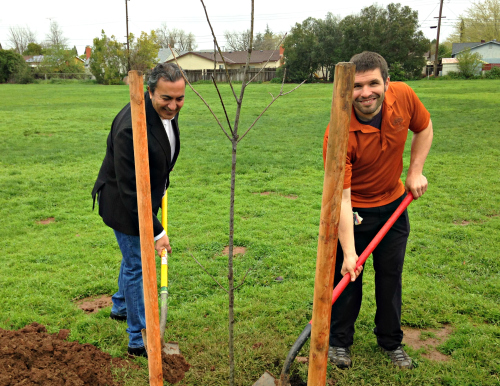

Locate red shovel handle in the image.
[281,193,415,379]
[330,192,414,306]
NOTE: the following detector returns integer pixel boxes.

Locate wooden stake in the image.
[307,62,355,386]
[128,70,163,386]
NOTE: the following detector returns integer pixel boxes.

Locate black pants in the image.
[329,194,410,351]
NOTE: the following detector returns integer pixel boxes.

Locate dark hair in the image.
[350,51,389,81]
[147,63,185,94]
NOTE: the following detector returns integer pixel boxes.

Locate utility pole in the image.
[125,0,131,72]
[433,0,444,77]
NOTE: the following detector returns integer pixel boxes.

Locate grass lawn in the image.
[0,79,499,385]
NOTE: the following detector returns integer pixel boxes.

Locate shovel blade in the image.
[142,329,180,356]
[163,341,180,355]
[252,371,277,386]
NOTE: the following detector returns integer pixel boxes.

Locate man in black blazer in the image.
[92,63,185,357]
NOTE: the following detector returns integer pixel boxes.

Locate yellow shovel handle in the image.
[160,249,168,288]
[161,191,168,288]
[161,191,168,235]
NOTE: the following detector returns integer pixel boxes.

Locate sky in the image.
[0,0,473,56]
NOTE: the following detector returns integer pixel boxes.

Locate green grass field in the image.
[0,79,499,385]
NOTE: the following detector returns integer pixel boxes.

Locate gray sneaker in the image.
[328,346,352,369]
[381,345,414,369]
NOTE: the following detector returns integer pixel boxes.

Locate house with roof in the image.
[157,47,184,64]
[166,49,282,70]
[452,40,500,70]
[24,55,44,68]
[441,58,459,76]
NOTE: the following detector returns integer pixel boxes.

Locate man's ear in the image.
[385,76,390,92]
[147,86,152,97]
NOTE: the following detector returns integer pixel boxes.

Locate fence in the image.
[483,63,500,71]
[34,73,94,80]
[183,68,277,83]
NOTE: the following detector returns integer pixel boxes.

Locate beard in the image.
[353,92,384,117]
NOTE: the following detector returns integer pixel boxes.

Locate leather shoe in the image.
[109,312,127,322]
[127,346,147,358]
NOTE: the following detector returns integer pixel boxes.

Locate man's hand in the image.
[406,120,433,199]
[405,172,428,199]
[341,252,364,282]
[155,234,171,255]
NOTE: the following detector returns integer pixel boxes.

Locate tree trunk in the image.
[228,138,237,386]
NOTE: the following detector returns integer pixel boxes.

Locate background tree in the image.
[428,40,452,61]
[457,48,483,77]
[89,30,127,85]
[39,45,85,75]
[225,26,283,51]
[155,23,197,51]
[448,0,500,42]
[128,31,160,73]
[282,3,429,82]
[281,17,320,82]
[253,25,283,50]
[7,26,37,54]
[312,13,343,80]
[224,29,251,51]
[0,49,32,83]
[341,3,429,79]
[45,21,68,48]
[23,42,44,56]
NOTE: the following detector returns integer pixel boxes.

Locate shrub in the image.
[389,62,408,81]
[484,67,500,79]
[457,48,483,78]
[270,77,282,83]
[0,50,33,83]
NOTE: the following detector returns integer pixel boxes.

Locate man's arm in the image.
[338,188,363,282]
[405,119,433,199]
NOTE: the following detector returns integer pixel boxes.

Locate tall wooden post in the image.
[307,62,355,386]
[128,70,163,386]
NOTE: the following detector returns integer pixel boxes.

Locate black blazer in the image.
[92,91,180,237]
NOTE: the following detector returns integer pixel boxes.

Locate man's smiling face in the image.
[352,68,389,121]
[148,78,186,120]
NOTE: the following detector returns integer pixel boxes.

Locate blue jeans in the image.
[111,230,146,348]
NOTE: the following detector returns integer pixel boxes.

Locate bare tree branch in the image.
[211,75,234,136]
[246,33,287,86]
[169,44,232,141]
[238,73,306,142]
[188,251,229,294]
[45,21,68,48]
[200,0,239,103]
[231,0,255,139]
[234,267,253,291]
[8,25,37,54]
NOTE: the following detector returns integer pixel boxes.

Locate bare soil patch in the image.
[222,246,247,256]
[252,191,298,200]
[76,295,113,314]
[37,217,55,225]
[403,325,453,361]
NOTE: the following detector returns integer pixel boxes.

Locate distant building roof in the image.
[158,48,174,62]
[452,40,500,56]
[173,49,281,65]
[24,55,44,63]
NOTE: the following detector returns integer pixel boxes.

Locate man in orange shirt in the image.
[323,52,433,369]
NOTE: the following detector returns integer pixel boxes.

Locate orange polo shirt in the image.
[323,82,430,208]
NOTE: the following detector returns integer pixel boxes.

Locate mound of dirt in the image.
[161,352,190,384]
[0,322,190,385]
